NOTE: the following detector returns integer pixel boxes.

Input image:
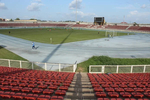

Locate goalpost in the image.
[105,30,117,37]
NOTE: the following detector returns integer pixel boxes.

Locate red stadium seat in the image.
[37,95,51,100]
[43,89,54,95]
[95,92,107,98]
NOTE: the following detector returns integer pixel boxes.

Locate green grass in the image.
[0,46,26,60]
[0,46,43,70]
[77,56,150,72]
[0,28,131,44]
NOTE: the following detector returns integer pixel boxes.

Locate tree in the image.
[15,18,20,20]
[30,18,36,20]
[10,19,13,21]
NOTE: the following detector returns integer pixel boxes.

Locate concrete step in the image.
[68,87,94,92]
[65,92,96,99]
[71,82,91,85]
[69,84,92,88]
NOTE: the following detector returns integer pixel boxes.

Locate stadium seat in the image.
[12,93,27,100]
[21,87,33,93]
[32,88,43,94]
[132,92,144,98]
[95,92,107,98]
[0,92,15,99]
[43,89,54,95]
[108,92,119,98]
[48,85,58,90]
[24,94,38,100]
[51,96,63,100]
[94,87,103,92]
[120,92,132,98]
[37,95,51,100]
[55,90,66,96]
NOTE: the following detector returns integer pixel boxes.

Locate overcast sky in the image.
[0,0,150,23]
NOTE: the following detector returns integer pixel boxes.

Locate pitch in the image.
[0,28,129,44]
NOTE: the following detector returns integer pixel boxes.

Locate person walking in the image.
[32,42,35,49]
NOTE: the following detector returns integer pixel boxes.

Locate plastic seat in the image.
[92,84,100,88]
[19,83,28,87]
[124,88,134,92]
[11,86,23,92]
[37,95,51,100]
[59,86,68,91]
[108,92,119,98]
[55,90,66,96]
[0,92,15,99]
[120,92,132,98]
[51,96,63,100]
[43,89,54,95]
[124,98,136,100]
[12,93,27,100]
[24,94,38,100]
[115,88,124,92]
[144,92,150,98]
[95,92,107,98]
[10,82,18,86]
[105,88,114,92]
[134,88,144,92]
[94,87,103,92]
[48,85,58,90]
[32,88,43,94]
[110,84,119,88]
[143,88,150,92]
[97,98,109,100]
[62,83,70,86]
[53,82,60,86]
[28,84,37,88]
[21,87,32,93]
[110,98,123,100]
[102,84,109,88]
[38,85,48,89]
[1,86,12,91]
[132,92,144,98]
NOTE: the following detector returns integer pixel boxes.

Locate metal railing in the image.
[0,59,77,72]
[89,65,150,73]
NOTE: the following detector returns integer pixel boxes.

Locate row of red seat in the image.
[0,91,63,100]
[0,66,75,100]
[88,73,150,99]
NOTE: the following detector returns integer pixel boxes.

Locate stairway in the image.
[64,72,96,100]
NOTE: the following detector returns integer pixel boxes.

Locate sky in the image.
[0,0,150,24]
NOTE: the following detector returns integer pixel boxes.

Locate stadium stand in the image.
[138,27,150,32]
[105,25,128,30]
[127,26,140,31]
[1,66,150,99]
[71,24,89,28]
[88,73,150,99]
[0,66,74,100]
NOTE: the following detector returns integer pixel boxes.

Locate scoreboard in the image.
[94,17,105,25]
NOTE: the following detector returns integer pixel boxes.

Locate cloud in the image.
[72,11,96,18]
[69,0,82,9]
[129,10,138,15]
[27,3,43,11]
[141,4,150,9]
[127,10,150,23]
[0,3,7,10]
[141,4,146,8]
